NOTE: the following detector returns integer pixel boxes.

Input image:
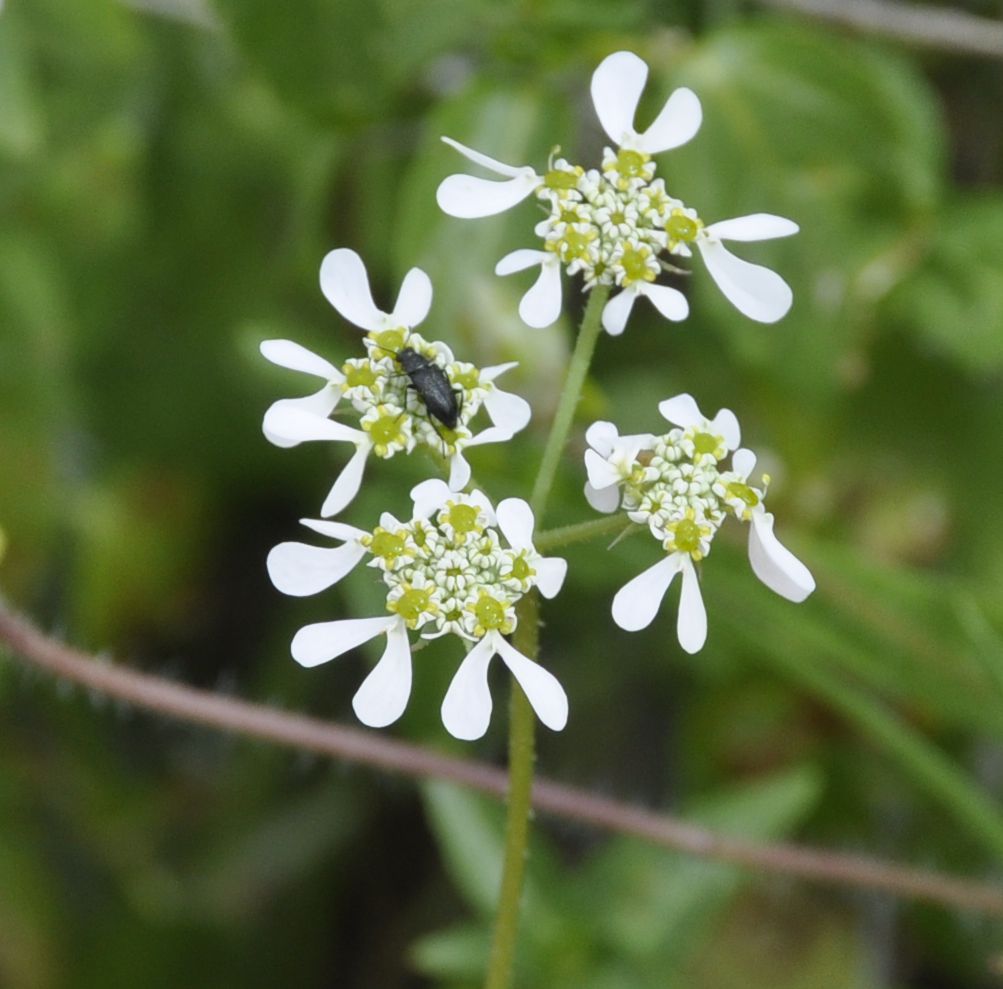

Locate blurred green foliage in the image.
[2,0,1003,986]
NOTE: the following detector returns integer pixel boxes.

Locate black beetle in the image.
[396,347,461,430]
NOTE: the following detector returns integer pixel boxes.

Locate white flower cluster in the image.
[268,480,568,740]
[586,394,815,653]
[262,249,530,514]
[438,51,798,335]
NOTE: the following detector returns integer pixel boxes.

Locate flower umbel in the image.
[267,480,569,740]
[261,249,531,514]
[585,394,815,653]
[437,51,798,334]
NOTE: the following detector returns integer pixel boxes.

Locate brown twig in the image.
[0,602,1000,916]
[755,0,1003,60]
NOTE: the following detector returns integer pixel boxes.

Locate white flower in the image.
[261,249,532,514]
[437,51,798,333]
[586,394,814,653]
[267,480,568,740]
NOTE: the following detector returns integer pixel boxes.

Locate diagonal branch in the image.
[0,601,1000,916]
[755,0,1003,60]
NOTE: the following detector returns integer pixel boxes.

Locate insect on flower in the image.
[394,346,462,431]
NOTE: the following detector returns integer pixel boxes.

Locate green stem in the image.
[483,593,539,989]
[484,287,609,989]
[530,285,610,522]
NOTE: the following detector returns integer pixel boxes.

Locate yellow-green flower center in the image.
[692,431,722,458]
[445,503,480,536]
[452,368,479,390]
[544,169,579,191]
[369,529,406,561]
[343,362,378,389]
[473,593,507,631]
[366,412,405,448]
[726,482,760,508]
[615,149,649,179]
[392,587,433,625]
[670,518,703,555]
[620,246,655,284]
[369,328,406,357]
[666,211,700,243]
[509,555,533,581]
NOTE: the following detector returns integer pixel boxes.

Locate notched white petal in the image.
[440,635,496,740]
[677,557,707,654]
[291,615,396,668]
[260,339,340,380]
[705,213,799,242]
[496,498,536,550]
[264,406,363,446]
[636,282,689,322]
[410,478,453,520]
[658,393,704,430]
[448,451,472,491]
[601,287,638,336]
[440,136,530,178]
[483,386,531,434]
[732,447,757,478]
[319,248,385,331]
[535,557,568,599]
[638,86,702,154]
[585,449,622,490]
[352,619,412,728]
[611,555,682,632]
[262,388,341,448]
[495,635,568,732]
[516,258,563,329]
[748,512,815,603]
[267,539,366,597]
[321,443,371,517]
[436,173,539,219]
[591,50,648,148]
[584,480,620,514]
[585,420,619,457]
[698,239,794,324]
[710,408,741,451]
[392,267,433,329]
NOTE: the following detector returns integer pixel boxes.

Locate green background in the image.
[2,0,1003,985]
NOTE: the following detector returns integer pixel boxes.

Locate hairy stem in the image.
[535,515,639,553]
[484,594,539,989]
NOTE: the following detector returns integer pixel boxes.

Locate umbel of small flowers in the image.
[261,249,531,515]
[267,479,569,741]
[437,50,798,335]
[584,394,815,653]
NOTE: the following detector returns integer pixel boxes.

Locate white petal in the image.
[709,409,741,450]
[535,557,568,599]
[495,635,568,732]
[732,448,757,478]
[705,214,799,242]
[319,249,385,331]
[611,554,682,632]
[391,267,433,329]
[262,388,340,448]
[291,615,398,668]
[496,498,535,550]
[590,50,647,148]
[467,489,496,525]
[448,451,471,491]
[267,539,366,596]
[436,173,540,219]
[495,248,549,276]
[697,239,794,324]
[479,360,518,383]
[585,420,619,457]
[748,512,815,603]
[440,136,530,178]
[658,393,704,430]
[410,478,453,520]
[601,287,638,336]
[636,282,689,322]
[352,619,412,728]
[677,557,707,654]
[440,635,497,740]
[637,86,702,154]
[585,481,620,513]
[483,386,531,433]
[517,258,563,329]
[260,339,339,380]
[585,449,622,491]
[463,425,513,449]
[321,444,371,517]
[263,406,363,446]
[299,518,368,541]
